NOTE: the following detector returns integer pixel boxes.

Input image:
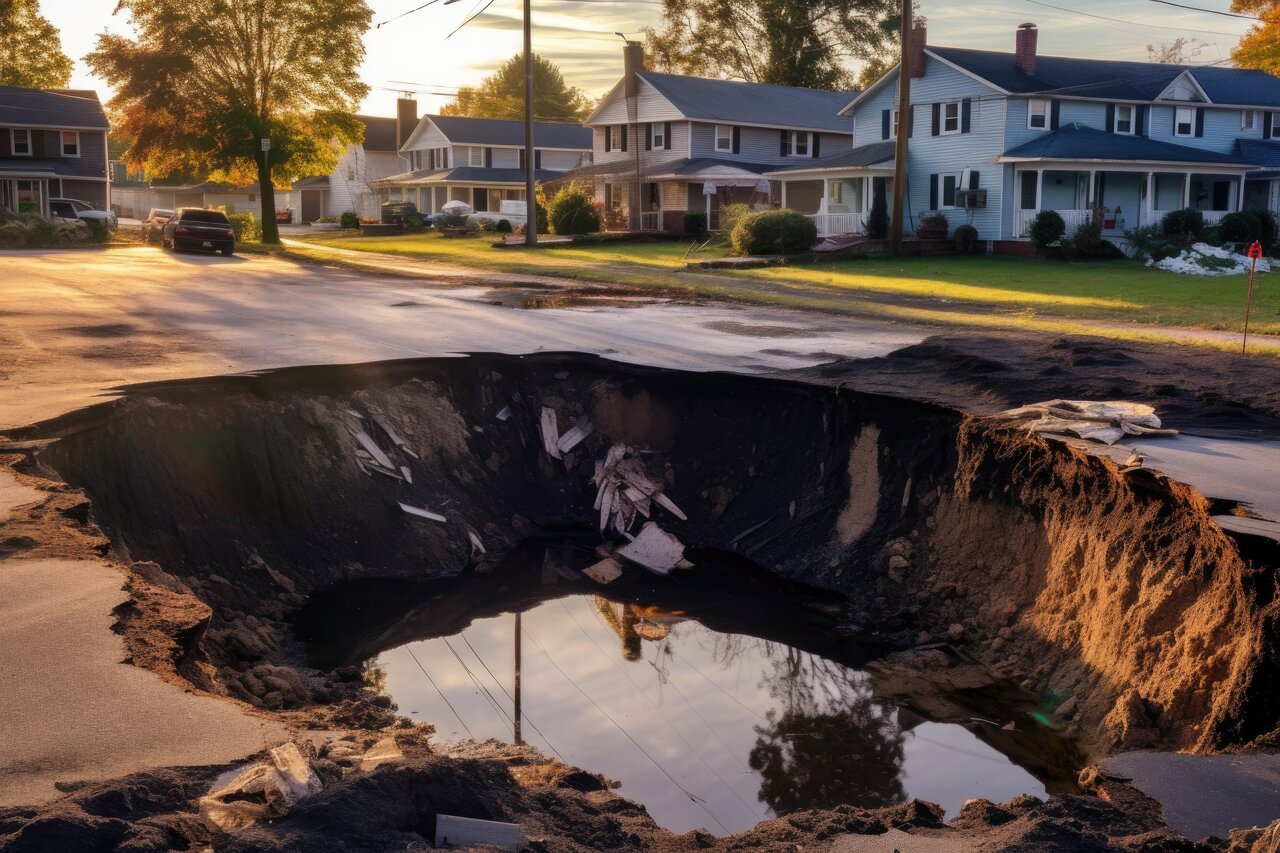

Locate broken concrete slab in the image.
[198,742,321,831]
[348,427,395,469]
[616,523,686,575]
[358,737,403,772]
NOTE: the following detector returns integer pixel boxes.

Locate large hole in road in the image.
[23,352,1279,836]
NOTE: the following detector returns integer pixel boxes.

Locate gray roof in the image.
[1234,139,1280,177]
[358,115,400,152]
[377,166,564,185]
[425,114,591,150]
[0,87,108,129]
[0,159,91,176]
[637,71,855,132]
[767,141,897,173]
[928,46,1280,107]
[1003,123,1255,165]
[552,157,777,182]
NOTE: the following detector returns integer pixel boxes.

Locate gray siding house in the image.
[0,86,110,217]
[292,106,412,223]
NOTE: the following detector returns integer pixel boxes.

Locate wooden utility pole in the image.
[513,612,523,744]
[890,0,912,256]
[523,0,537,246]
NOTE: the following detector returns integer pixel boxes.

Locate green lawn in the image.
[290,232,1280,342]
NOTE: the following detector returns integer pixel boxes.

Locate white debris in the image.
[359,737,403,772]
[467,528,486,555]
[557,419,594,454]
[1150,242,1271,276]
[399,502,447,523]
[198,743,321,831]
[540,407,562,459]
[996,399,1178,445]
[583,557,624,584]
[348,427,395,470]
[435,815,524,850]
[496,405,512,422]
[400,466,413,483]
[591,443,687,536]
[616,522,687,575]
[371,414,418,459]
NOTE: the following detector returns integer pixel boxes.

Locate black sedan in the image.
[162,208,236,255]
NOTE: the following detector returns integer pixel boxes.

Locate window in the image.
[830,181,842,204]
[651,123,665,149]
[1175,106,1195,137]
[791,131,811,157]
[467,146,484,167]
[891,109,901,139]
[1114,104,1135,135]
[608,125,622,151]
[941,102,961,135]
[11,128,31,156]
[1028,98,1049,130]
[940,172,961,208]
[714,124,733,152]
[61,131,79,157]
[1243,110,1257,130]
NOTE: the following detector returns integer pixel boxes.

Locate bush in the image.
[225,211,262,243]
[545,183,600,235]
[1028,210,1066,248]
[1067,208,1104,253]
[496,219,513,233]
[1218,209,1277,253]
[729,209,818,256]
[1124,224,1178,262]
[719,203,752,241]
[340,211,359,229]
[953,223,979,253]
[684,211,707,235]
[865,181,889,239]
[919,212,949,231]
[314,216,340,223]
[0,214,99,248]
[1161,207,1205,241]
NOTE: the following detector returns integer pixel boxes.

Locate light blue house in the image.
[768,20,1280,247]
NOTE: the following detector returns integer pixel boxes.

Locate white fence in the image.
[809,211,866,237]
[639,211,662,231]
[1018,207,1234,238]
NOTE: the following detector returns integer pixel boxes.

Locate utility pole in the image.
[513,613,523,744]
[890,0,912,256]
[523,0,537,246]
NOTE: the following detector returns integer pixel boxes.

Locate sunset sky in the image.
[43,0,1254,117]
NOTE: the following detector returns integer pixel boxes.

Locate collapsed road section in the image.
[4,351,1279,850]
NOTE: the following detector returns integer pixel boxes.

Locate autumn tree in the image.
[440,53,591,122]
[0,0,72,88]
[87,0,372,244]
[1232,0,1280,75]
[641,0,898,90]
[855,54,895,90]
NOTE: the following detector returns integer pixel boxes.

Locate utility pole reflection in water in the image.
[513,612,523,745]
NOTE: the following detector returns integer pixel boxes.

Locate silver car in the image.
[142,208,175,245]
[49,198,119,230]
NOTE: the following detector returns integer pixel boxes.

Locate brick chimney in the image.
[1016,23,1038,76]
[909,16,927,78]
[396,98,418,150]
[623,41,645,98]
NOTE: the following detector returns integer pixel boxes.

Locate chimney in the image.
[396,97,418,150]
[1016,23,1038,76]
[623,41,645,98]
[909,16,927,78]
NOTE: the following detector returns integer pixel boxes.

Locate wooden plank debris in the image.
[496,405,512,422]
[591,443,688,537]
[540,407,562,459]
[557,420,594,454]
[435,815,523,851]
[400,466,413,484]
[399,502,446,523]
[371,414,418,459]
[349,427,395,470]
[995,399,1178,446]
[616,523,686,575]
[467,529,487,555]
[583,557,623,584]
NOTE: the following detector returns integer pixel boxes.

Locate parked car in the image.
[49,198,118,230]
[141,208,175,245]
[161,208,236,256]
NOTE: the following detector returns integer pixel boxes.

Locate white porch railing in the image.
[1150,209,1229,226]
[810,211,866,238]
[1014,208,1094,238]
[638,211,662,231]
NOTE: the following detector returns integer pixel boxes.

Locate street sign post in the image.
[261,138,271,152]
[1243,241,1262,354]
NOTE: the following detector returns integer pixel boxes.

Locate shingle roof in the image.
[358,115,400,152]
[636,72,855,133]
[1002,123,1256,165]
[766,141,897,173]
[0,87,108,129]
[0,159,92,176]
[929,46,1280,107]
[425,115,591,150]
[1235,139,1280,168]
[376,166,564,185]
[552,157,777,183]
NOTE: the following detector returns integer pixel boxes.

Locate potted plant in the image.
[916,212,949,240]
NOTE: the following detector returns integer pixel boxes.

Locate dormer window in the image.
[1114,105,1135,135]
[1027,98,1049,130]
[1175,106,1195,137]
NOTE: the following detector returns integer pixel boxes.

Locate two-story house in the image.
[770,20,1280,247]
[0,86,110,217]
[576,43,855,232]
[376,112,592,216]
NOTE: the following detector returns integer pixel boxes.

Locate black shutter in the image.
[645,123,652,151]
[882,109,890,140]
[929,174,939,210]
[1106,104,1115,133]
[535,151,541,169]
[961,98,972,133]
[664,121,672,150]
[812,133,820,158]
[518,149,525,170]
[931,103,941,136]
[1136,105,1147,137]
[620,124,628,151]
[780,129,790,157]
[1267,112,1275,140]
[969,170,980,190]
[732,126,741,154]
[1195,107,1205,137]
[1050,99,1061,130]
[484,147,492,168]
[604,127,611,153]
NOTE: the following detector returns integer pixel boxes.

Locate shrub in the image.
[1124,224,1178,262]
[1068,208,1104,254]
[1218,209,1277,253]
[340,211,359,229]
[684,211,707,235]
[1161,207,1205,241]
[719,203,752,241]
[919,212,949,231]
[729,209,818,256]
[496,219,513,233]
[225,211,262,243]
[545,183,600,235]
[865,181,889,239]
[0,214,97,248]
[473,218,496,233]
[953,223,979,253]
[1028,210,1066,248]
[314,216,340,223]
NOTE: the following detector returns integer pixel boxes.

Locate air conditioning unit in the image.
[955,189,987,209]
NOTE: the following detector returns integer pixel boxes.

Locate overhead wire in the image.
[440,636,514,729]
[457,629,569,763]
[405,645,475,739]
[1147,0,1263,20]
[1022,0,1244,37]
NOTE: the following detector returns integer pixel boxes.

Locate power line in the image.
[405,645,475,739]
[458,629,568,763]
[441,636,513,729]
[447,0,497,38]
[376,0,443,29]
[1022,0,1243,37]
[1148,0,1263,19]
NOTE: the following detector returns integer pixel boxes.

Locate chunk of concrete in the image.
[583,557,623,584]
[359,737,403,772]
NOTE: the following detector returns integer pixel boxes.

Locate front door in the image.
[1212,180,1231,211]
[473,188,489,213]
[301,190,322,223]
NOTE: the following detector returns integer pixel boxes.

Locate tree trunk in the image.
[258,150,280,245]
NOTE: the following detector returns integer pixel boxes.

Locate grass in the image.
[288,231,1280,344]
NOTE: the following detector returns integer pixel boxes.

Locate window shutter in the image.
[931,103,941,136]
[664,122,672,150]
[645,123,653,151]
[1195,107,1205,137]
[882,109,890,140]
[535,151,542,170]
[812,133,820,158]
[485,147,492,168]
[969,170,980,190]
[620,124,628,151]
[1136,106,1147,137]
[929,174,939,210]
[604,128,611,153]
[1050,100,1061,130]
[519,149,525,170]
[961,98,972,133]
[1266,112,1275,140]
[732,126,741,154]
[780,129,790,157]
[1105,104,1115,133]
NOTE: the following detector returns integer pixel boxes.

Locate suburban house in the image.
[768,20,1279,245]
[0,86,110,217]
[292,104,415,223]
[574,43,856,231]
[376,112,592,216]
[110,174,292,222]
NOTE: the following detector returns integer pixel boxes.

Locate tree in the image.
[1146,37,1204,64]
[0,0,72,89]
[641,0,898,91]
[855,54,895,90]
[86,0,372,244]
[440,53,591,122]
[1232,0,1280,75]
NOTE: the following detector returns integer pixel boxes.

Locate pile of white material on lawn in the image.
[1150,242,1271,276]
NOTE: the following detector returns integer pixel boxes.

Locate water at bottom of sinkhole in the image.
[376,594,1048,836]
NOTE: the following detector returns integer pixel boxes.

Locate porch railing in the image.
[1151,209,1229,226]
[810,211,866,238]
[1015,208,1094,238]
[638,211,662,232]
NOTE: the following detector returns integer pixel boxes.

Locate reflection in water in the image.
[376,594,1046,836]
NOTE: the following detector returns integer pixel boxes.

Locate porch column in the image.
[780,181,787,208]
[1145,172,1154,227]
[1089,170,1097,208]
[1237,177,1246,212]
[1182,173,1192,208]
[1035,169,1044,211]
